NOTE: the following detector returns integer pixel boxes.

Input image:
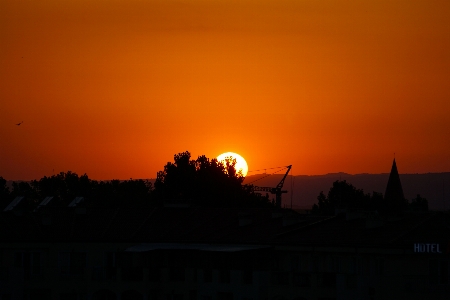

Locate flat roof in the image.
[125,243,270,252]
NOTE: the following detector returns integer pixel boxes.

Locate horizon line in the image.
[4,171,450,182]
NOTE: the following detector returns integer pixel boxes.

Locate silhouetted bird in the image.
[16,121,23,126]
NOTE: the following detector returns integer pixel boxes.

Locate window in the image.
[356,257,363,275]
[118,252,144,268]
[149,266,161,282]
[92,290,116,300]
[318,273,336,288]
[291,256,300,272]
[23,289,51,300]
[203,269,212,283]
[272,258,282,271]
[59,252,86,279]
[348,257,356,274]
[0,249,8,281]
[148,290,161,300]
[375,258,384,276]
[326,256,335,272]
[430,259,449,285]
[0,267,8,281]
[217,292,233,300]
[118,253,143,282]
[362,258,369,276]
[346,274,357,289]
[336,257,357,274]
[121,266,143,282]
[60,293,87,300]
[121,290,143,300]
[169,267,185,282]
[242,269,253,284]
[92,266,116,281]
[105,252,116,268]
[219,269,230,283]
[292,273,311,287]
[94,252,116,281]
[192,268,197,283]
[188,290,197,300]
[14,252,41,280]
[271,271,289,285]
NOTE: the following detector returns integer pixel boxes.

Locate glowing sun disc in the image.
[217,152,248,177]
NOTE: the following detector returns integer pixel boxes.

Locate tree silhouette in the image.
[29,171,93,205]
[1,151,272,210]
[3,173,152,210]
[410,194,428,211]
[154,151,269,207]
[312,180,379,215]
[311,180,428,215]
[11,181,35,199]
[0,176,11,205]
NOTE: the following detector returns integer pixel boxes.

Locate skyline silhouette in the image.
[2,158,450,299]
[2,155,449,212]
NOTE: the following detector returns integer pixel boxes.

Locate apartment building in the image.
[1,202,449,300]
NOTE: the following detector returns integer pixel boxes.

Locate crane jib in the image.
[251,165,292,208]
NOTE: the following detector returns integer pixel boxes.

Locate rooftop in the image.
[1,203,448,250]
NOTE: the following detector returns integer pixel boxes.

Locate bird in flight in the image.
[16,121,23,126]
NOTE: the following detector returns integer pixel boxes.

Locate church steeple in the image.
[384,159,405,209]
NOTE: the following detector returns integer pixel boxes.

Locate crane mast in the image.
[252,165,292,208]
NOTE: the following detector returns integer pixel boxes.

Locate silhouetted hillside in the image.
[243,173,450,211]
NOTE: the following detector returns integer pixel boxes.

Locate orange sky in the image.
[1,0,450,180]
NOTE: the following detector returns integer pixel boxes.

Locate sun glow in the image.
[217,152,249,177]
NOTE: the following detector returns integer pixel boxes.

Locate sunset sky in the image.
[1,0,449,180]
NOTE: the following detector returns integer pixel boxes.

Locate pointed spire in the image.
[385,158,405,204]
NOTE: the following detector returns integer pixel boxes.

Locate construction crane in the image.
[252,165,292,208]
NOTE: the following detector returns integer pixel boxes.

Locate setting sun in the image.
[217,152,249,177]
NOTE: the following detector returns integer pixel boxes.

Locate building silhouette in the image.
[0,161,449,299]
[384,158,405,203]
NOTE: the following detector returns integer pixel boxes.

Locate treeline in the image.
[0,172,152,209]
[311,180,428,215]
[0,152,272,210]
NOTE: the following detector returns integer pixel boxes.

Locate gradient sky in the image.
[1,0,450,180]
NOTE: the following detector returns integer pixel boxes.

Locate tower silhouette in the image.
[384,158,405,213]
